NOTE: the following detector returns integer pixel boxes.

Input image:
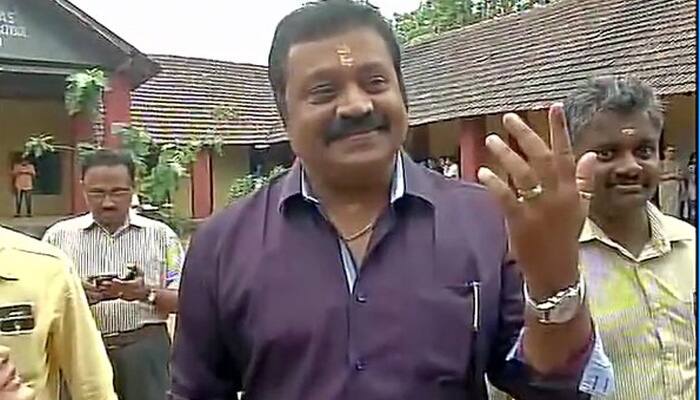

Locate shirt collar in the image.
[580,202,692,260]
[278,151,435,211]
[79,209,146,232]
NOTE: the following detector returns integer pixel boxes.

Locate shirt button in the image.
[355,292,368,303]
[355,360,367,371]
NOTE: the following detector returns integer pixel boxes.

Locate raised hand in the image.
[477,103,596,298]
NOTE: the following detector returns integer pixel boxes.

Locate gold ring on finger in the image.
[516,184,544,203]
[579,191,594,201]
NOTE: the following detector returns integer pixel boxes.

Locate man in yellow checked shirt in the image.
[492,76,695,399]
[0,226,117,400]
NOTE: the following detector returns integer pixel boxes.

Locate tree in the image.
[23,68,226,234]
[65,68,107,119]
[394,0,554,45]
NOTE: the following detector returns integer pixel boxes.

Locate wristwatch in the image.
[523,274,585,325]
[146,289,157,306]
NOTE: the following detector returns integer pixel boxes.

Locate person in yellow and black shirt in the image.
[0,226,117,400]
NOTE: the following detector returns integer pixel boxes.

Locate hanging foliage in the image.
[115,127,223,207]
[23,133,76,159]
[65,68,107,118]
[228,165,288,203]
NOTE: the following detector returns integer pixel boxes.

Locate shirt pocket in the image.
[0,303,35,335]
[413,282,476,382]
[0,303,40,382]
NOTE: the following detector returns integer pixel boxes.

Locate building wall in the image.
[212,145,250,211]
[525,110,550,143]
[0,98,72,217]
[172,177,192,218]
[663,94,696,164]
[427,119,460,158]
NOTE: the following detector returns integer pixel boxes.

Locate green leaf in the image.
[65,69,107,119]
[394,0,556,44]
[227,165,289,203]
[23,133,56,159]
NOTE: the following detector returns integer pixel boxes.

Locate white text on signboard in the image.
[0,10,28,47]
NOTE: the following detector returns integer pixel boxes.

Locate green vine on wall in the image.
[65,68,107,118]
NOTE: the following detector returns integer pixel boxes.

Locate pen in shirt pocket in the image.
[469,281,481,332]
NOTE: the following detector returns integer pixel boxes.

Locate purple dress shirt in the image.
[169,154,592,400]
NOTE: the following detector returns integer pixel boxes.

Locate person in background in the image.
[10,158,36,218]
[658,144,682,216]
[429,157,442,173]
[421,157,438,172]
[443,156,460,179]
[682,152,696,224]
[0,226,117,400]
[169,2,613,399]
[564,76,695,399]
[43,149,183,400]
[490,76,697,400]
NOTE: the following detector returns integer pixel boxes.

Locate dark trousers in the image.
[109,325,171,400]
[62,325,171,400]
[14,190,31,216]
[688,200,697,225]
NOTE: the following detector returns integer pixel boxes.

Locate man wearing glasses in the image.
[43,149,183,400]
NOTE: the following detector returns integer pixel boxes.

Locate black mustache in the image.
[325,113,388,144]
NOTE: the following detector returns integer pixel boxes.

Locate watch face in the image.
[527,286,584,324]
[545,294,580,324]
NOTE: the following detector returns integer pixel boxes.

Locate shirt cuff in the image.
[506,325,615,397]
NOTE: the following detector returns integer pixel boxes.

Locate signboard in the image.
[0,8,28,48]
[0,0,121,68]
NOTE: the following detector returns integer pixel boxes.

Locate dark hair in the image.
[81,149,135,182]
[563,76,664,143]
[268,0,406,120]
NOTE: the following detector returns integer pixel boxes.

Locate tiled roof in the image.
[132,0,696,143]
[130,55,286,145]
[402,0,697,126]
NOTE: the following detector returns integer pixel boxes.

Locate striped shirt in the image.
[579,203,696,400]
[43,211,184,335]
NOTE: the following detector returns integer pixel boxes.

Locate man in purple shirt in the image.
[169,1,613,399]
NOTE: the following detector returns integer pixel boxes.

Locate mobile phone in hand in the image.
[91,274,118,286]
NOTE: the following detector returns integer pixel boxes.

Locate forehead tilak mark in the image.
[621,128,637,136]
[336,44,354,67]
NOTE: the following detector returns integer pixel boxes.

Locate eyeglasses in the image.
[86,189,132,202]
